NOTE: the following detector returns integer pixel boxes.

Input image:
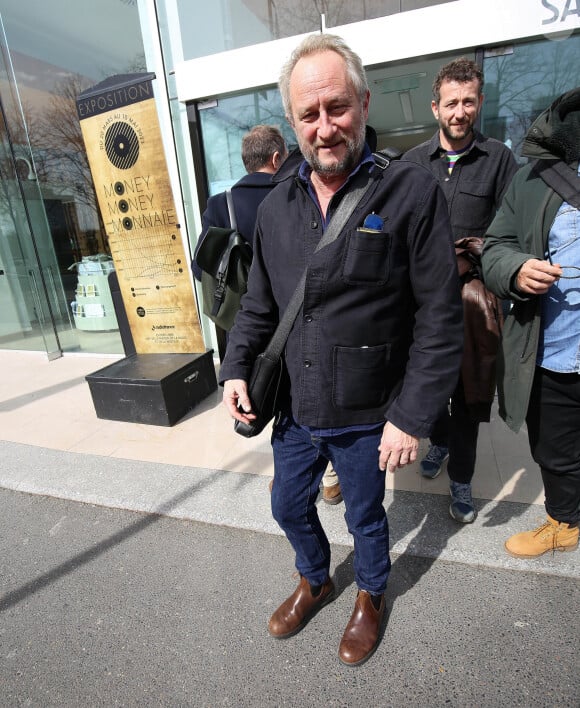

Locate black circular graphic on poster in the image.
[105,121,139,170]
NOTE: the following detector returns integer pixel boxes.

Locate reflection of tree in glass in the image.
[26,53,146,257]
[0,107,27,240]
[256,0,399,39]
[31,75,99,219]
[482,37,580,160]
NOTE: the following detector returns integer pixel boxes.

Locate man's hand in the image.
[516,258,562,295]
[223,379,257,425]
[378,422,419,473]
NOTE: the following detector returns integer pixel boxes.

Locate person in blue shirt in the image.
[482,86,580,558]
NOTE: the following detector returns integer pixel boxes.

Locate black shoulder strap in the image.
[225,189,238,230]
[373,147,402,168]
[532,159,580,210]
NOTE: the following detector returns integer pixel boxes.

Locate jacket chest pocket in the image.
[456,180,494,229]
[341,228,391,285]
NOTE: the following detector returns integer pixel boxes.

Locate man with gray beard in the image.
[220,33,463,665]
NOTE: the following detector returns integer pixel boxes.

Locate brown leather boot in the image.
[338,590,385,666]
[268,575,335,639]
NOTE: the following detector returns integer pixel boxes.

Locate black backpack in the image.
[195,189,252,331]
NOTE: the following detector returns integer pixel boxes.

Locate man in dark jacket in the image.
[404,58,518,524]
[192,124,287,280]
[482,87,580,558]
[192,125,287,358]
[220,34,463,666]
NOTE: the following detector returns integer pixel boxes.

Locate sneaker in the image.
[323,483,343,505]
[449,481,477,523]
[420,444,449,479]
[505,515,579,558]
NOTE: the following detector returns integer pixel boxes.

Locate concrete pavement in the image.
[0,349,579,705]
[1,438,578,579]
[1,487,578,706]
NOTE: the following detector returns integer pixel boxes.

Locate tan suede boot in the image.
[505,515,579,558]
[322,483,343,505]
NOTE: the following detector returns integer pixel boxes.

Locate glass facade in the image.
[0,0,144,355]
[0,48,62,359]
[197,89,295,196]
[481,35,580,162]
[177,0,456,60]
[193,52,467,195]
[0,0,578,358]
[193,34,580,209]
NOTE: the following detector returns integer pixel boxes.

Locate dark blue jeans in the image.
[270,416,390,595]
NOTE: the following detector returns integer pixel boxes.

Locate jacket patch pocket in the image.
[333,343,392,410]
[456,179,494,229]
[342,228,391,285]
[458,178,494,198]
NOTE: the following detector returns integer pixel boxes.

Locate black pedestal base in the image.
[86,351,217,426]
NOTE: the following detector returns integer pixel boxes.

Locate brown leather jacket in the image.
[455,237,503,422]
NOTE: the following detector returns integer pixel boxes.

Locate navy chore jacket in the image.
[220,153,464,438]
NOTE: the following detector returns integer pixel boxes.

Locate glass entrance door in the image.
[0,19,71,357]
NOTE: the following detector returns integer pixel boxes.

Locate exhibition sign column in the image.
[77,73,204,354]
